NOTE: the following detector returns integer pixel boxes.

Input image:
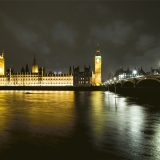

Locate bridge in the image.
[104,75,160,101]
[105,75,160,88]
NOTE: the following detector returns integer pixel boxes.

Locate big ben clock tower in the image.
[94,44,102,86]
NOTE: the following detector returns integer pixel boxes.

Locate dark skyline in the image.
[0,1,160,80]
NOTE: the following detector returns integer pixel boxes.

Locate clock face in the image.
[96,58,100,63]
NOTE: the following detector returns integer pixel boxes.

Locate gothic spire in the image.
[96,43,101,56]
[2,50,4,57]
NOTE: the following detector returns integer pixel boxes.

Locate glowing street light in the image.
[133,70,137,75]
[133,70,137,74]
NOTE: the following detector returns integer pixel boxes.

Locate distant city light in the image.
[133,70,137,74]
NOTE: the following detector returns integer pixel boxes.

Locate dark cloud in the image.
[52,22,77,47]
[90,20,132,46]
[124,47,160,71]
[136,35,155,50]
[1,13,50,55]
[0,1,160,80]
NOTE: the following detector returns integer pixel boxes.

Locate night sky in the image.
[0,1,160,80]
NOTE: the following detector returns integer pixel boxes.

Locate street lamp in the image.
[133,70,137,77]
[114,77,116,95]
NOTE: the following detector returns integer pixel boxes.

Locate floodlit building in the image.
[0,52,73,86]
[94,44,102,86]
[32,55,38,73]
[149,67,160,75]
[0,51,5,76]
[72,44,102,86]
[0,46,102,86]
[114,67,146,80]
[73,66,92,87]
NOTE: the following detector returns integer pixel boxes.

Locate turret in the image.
[32,55,38,73]
[2,50,4,58]
[96,44,101,56]
[0,50,5,75]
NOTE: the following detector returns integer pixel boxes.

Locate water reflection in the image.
[0,90,160,159]
[0,91,75,136]
[0,105,8,134]
[153,123,160,159]
[26,91,75,135]
[89,91,105,143]
[89,91,160,159]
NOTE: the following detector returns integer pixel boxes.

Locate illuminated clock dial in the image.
[96,58,100,63]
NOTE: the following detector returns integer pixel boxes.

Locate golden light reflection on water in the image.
[90,91,105,139]
[0,106,8,133]
[26,91,75,128]
[0,90,75,135]
[0,90,160,159]
[0,92,14,134]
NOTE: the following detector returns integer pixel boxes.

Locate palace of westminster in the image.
[0,46,102,87]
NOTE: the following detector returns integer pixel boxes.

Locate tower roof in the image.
[96,44,101,56]
[1,50,4,58]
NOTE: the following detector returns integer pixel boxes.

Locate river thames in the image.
[0,90,160,160]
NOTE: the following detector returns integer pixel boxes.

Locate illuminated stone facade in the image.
[150,67,160,75]
[72,45,102,86]
[32,55,38,73]
[0,51,5,76]
[73,66,92,86]
[94,45,102,86]
[114,67,146,80]
[0,47,102,86]
[2,72,73,86]
[0,53,73,86]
